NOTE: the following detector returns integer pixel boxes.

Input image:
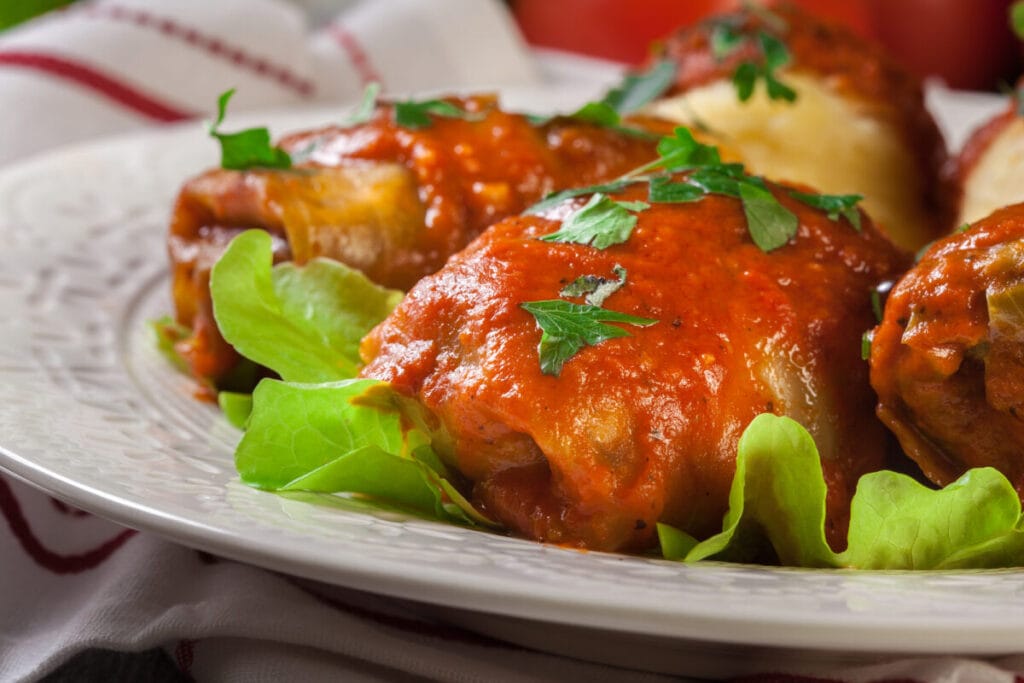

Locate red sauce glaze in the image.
[167,96,659,388]
[870,204,1024,495]
[360,179,908,553]
[649,1,952,236]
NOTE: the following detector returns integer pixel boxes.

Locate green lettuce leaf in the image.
[209,230,403,383]
[683,414,836,567]
[218,391,253,429]
[842,467,1022,570]
[150,315,192,374]
[663,414,1024,570]
[236,377,493,526]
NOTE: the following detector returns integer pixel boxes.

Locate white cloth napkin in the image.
[0,0,537,167]
[1,1,1023,681]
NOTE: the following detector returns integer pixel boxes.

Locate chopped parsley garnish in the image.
[567,101,622,127]
[861,329,874,361]
[711,23,746,60]
[707,11,796,104]
[560,265,628,307]
[599,59,677,114]
[342,82,380,127]
[520,300,657,376]
[209,89,292,170]
[540,194,649,249]
[526,60,675,137]
[528,126,863,254]
[652,126,724,170]
[739,181,799,251]
[789,191,863,231]
[870,289,883,323]
[648,176,705,203]
[526,181,638,215]
[393,98,480,129]
[1012,1,1024,40]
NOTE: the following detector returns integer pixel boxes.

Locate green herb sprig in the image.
[708,11,796,104]
[520,300,656,376]
[209,89,292,170]
[341,82,381,127]
[526,60,675,139]
[530,126,863,253]
[392,98,482,129]
[539,194,649,249]
[1012,1,1024,40]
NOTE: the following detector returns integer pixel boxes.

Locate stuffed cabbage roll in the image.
[360,173,907,552]
[167,96,659,389]
[871,204,1024,495]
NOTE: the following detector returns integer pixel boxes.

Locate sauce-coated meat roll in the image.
[871,204,1024,496]
[168,96,658,389]
[641,2,950,252]
[360,177,908,552]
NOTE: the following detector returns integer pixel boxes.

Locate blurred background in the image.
[4,0,1021,91]
[513,0,1023,91]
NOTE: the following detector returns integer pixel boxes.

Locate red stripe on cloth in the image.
[50,497,91,518]
[286,577,516,650]
[0,51,191,122]
[82,5,316,97]
[174,639,196,676]
[328,25,384,87]
[0,475,137,573]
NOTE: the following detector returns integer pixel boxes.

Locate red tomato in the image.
[512,0,1021,90]
[512,0,875,64]
[864,0,1019,90]
[512,0,731,64]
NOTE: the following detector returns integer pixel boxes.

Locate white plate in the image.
[0,87,1020,678]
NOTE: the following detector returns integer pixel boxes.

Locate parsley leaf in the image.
[600,59,677,114]
[789,191,863,231]
[739,182,798,251]
[706,14,796,104]
[732,61,760,102]
[711,22,746,60]
[568,101,622,127]
[525,181,639,215]
[654,127,723,171]
[870,289,883,323]
[648,176,705,203]
[342,82,380,127]
[208,89,292,171]
[560,265,628,307]
[526,59,675,139]
[539,193,649,249]
[861,330,873,361]
[521,300,657,376]
[1013,1,1024,40]
[759,32,790,71]
[393,98,477,129]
